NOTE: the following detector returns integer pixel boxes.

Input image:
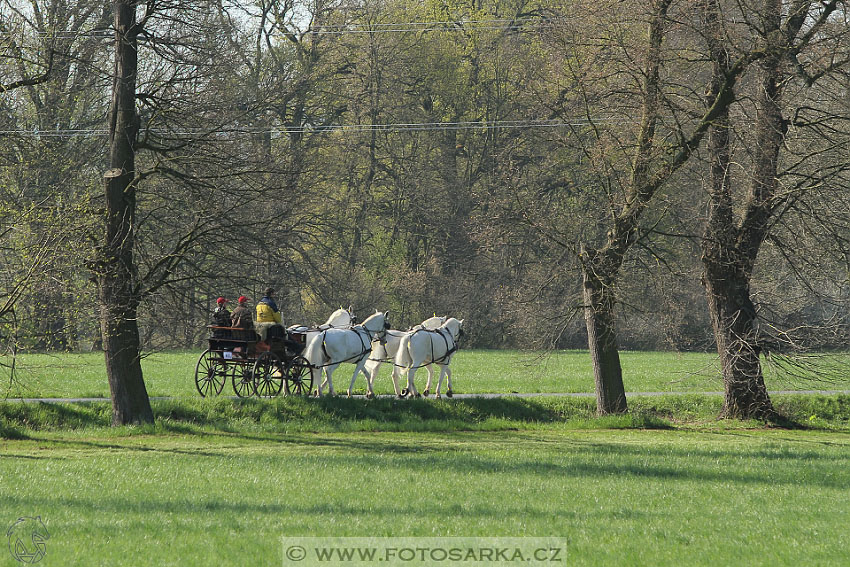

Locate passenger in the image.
[230,295,254,356]
[231,296,254,330]
[212,297,232,326]
[211,297,232,339]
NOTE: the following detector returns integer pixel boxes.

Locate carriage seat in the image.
[207,325,260,354]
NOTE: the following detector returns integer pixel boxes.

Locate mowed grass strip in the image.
[3,350,849,399]
[1,428,848,567]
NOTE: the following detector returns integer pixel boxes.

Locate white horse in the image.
[350,315,446,399]
[303,311,390,396]
[395,318,464,398]
[287,306,355,384]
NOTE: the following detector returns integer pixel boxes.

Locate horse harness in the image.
[415,327,462,365]
[319,323,387,367]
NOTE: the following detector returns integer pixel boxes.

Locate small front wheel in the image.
[232,363,256,398]
[253,351,284,397]
[284,355,313,396]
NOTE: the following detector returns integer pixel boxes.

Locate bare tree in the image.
[544,0,761,414]
[701,0,850,419]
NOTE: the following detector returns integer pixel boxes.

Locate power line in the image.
[309,18,553,35]
[1,17,557,41]
[0,118,625,138]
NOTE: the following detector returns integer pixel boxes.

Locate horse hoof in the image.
[366,392,374,400]
[435,394,441,400]
[446,390,453,398]
[415,393,422,398]
[423,389,430,396]
[400,388,409,397]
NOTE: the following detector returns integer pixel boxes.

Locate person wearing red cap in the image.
[212,297,232,327]
[231,296,253,330]
[211,297,232,340]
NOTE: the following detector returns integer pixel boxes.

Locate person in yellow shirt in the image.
[256,287,285,339]
[256,288,282,324]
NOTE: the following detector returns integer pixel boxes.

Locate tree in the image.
[701,0,850,419]
[94,0,152,425]
[535,0,760,414]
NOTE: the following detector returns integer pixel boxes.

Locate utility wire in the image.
[0,118,625,138]
[2,17,558,41]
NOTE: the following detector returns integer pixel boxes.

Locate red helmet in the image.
[238,295,249,304]
[216,297,229,305]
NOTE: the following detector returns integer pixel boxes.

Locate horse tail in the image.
[396,332,413,369]
[303,332,327,394]
[303,332,325,368]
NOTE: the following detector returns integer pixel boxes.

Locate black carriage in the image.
[194,326,313,398]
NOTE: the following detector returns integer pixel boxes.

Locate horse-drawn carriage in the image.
[193,307,464,399]
[194,325,313,398]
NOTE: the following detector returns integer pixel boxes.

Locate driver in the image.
[256,287,285,339]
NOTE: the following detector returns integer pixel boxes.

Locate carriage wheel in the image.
[253,351,284,398]
[195,349,227,397]
[231,363,256,398]
[284,356,313,396]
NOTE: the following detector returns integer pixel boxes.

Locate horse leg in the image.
[435,365,447,398]
[422,364,435,397]
[346,366,358,398]
[312,366,323,397]
[405,364,420,398]
[365,360,382,399]
[347,360,368,398]
[445,366,453,397]
[325,365,337,396]
[390,364,402,397]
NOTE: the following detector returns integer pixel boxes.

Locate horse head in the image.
[442,318,464,341]
[325,306,355,328]
[361,310,390,338]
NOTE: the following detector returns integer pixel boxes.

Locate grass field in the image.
[2,349,849,399]
[2,351,849,566]
[1,425,848,566]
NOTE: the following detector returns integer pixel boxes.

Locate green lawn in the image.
[3,349,848,399]
[1,427,848,566]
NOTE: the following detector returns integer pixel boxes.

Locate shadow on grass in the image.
[3,394,849,440]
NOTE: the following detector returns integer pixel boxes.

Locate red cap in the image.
[216,297,229,305]
[238,295,249,303]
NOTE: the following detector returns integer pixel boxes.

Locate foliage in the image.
[0,0,847,365]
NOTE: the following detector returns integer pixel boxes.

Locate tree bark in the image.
[97,0,153,426]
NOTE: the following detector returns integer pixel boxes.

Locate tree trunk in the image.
[703,267,774,418]
[97,0,153,426]
[581,254,627,414]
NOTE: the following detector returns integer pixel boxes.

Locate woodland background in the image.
[2,0,848,357]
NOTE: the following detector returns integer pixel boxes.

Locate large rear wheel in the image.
[284,355,313,396]
[253,351,285,397]
[195,349,227,397]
